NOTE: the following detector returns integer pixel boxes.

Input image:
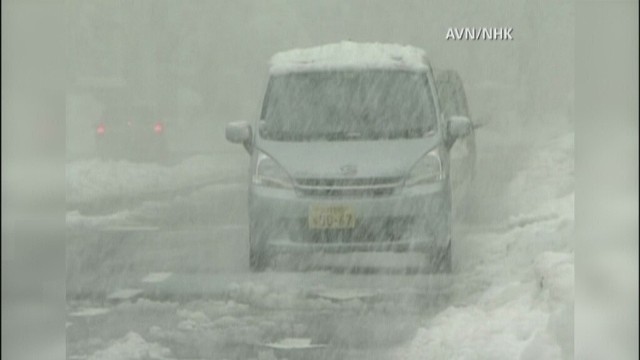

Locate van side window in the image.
[260,80,273,120]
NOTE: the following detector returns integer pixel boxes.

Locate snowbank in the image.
[396,132,574,360]
[88,332,172,360]
[270,41,428,75]
[66,154,243,204]
[507,133,574,212]
[66,209,132,229]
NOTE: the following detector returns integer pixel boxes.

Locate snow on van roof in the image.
[269,41,428,75]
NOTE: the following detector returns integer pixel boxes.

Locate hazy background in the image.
[65,0,574,157]
[2,0,638,359]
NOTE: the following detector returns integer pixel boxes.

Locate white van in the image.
[226,42,475,272]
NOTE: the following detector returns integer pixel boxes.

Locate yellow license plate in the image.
[308,205,356,229]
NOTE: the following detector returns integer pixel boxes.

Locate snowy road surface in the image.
[66,121,574,359]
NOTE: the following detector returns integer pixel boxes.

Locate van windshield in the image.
[260,70,437,141]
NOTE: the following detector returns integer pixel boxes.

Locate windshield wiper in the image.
[263,128,433,141]
[312,131,362,141]
[383,127,434,139]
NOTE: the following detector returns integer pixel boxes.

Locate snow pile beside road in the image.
[507,133,574,213]
[397,132,574,360]
[521,252,574,360]
[66,154,242,204]
[66,209,132,229]
[88,332,172,360]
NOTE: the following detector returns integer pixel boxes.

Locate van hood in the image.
[258,137,440,179]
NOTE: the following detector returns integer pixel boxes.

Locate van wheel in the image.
[249,245,269,272]
[249,225,271,272]
[422,241,452,274]
[437,241,453,273]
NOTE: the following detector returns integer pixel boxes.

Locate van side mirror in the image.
[447,116,473,140]
[473,114,492,130]
[225,121,252,152]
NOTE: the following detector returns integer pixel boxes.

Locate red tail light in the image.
[154,122,164,134]
[96,123,106,135]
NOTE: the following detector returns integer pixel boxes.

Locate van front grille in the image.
[294,177,402,197]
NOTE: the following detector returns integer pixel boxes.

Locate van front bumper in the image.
[249,181,452,254]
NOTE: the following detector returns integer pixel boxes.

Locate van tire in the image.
[249,224,271,272]
[249,247,268,272]
[420,240,452,274]
[433,240,453,273]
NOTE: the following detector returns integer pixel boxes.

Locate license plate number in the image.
[308,205,356,229]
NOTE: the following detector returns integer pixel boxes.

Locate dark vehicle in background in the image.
[95,104,168,162]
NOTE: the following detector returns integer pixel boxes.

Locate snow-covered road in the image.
[66,120,574,360]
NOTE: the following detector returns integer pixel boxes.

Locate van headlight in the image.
[253,151,294,189]
[405,149,444,187]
